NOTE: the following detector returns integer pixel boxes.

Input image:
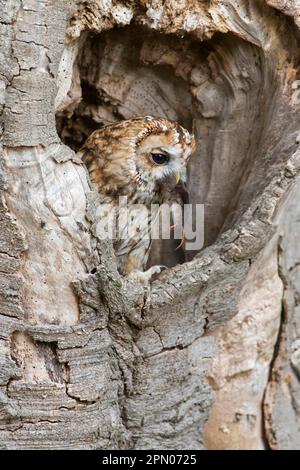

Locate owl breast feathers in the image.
[80,116,196,281]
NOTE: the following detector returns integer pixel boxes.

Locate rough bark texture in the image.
[1,0,300,449]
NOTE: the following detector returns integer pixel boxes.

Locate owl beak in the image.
[175,172,181,184]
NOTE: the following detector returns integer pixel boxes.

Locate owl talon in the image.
[127,265,167,284]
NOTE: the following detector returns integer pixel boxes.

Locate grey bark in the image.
[1,0,300,449]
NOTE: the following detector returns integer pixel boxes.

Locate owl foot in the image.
[127,265,167,284]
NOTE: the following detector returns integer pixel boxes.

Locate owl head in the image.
[81,116,196,199]
[132,116,195,187]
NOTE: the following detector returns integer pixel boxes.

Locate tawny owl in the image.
[80,116,195,282]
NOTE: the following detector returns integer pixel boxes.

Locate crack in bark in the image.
[262,236,289,449]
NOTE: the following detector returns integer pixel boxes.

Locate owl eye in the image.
[151,153,169,165]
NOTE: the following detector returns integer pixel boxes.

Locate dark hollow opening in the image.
[56,26,284,268]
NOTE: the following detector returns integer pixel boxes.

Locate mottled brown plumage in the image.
[80,116,195,281]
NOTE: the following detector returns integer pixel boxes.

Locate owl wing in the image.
[114,204,161,275]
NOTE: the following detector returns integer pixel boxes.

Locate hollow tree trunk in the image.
[1,0,300,450]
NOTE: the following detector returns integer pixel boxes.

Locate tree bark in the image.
[1,0,300,449]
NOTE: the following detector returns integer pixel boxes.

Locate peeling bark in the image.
[1,0,300,449]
